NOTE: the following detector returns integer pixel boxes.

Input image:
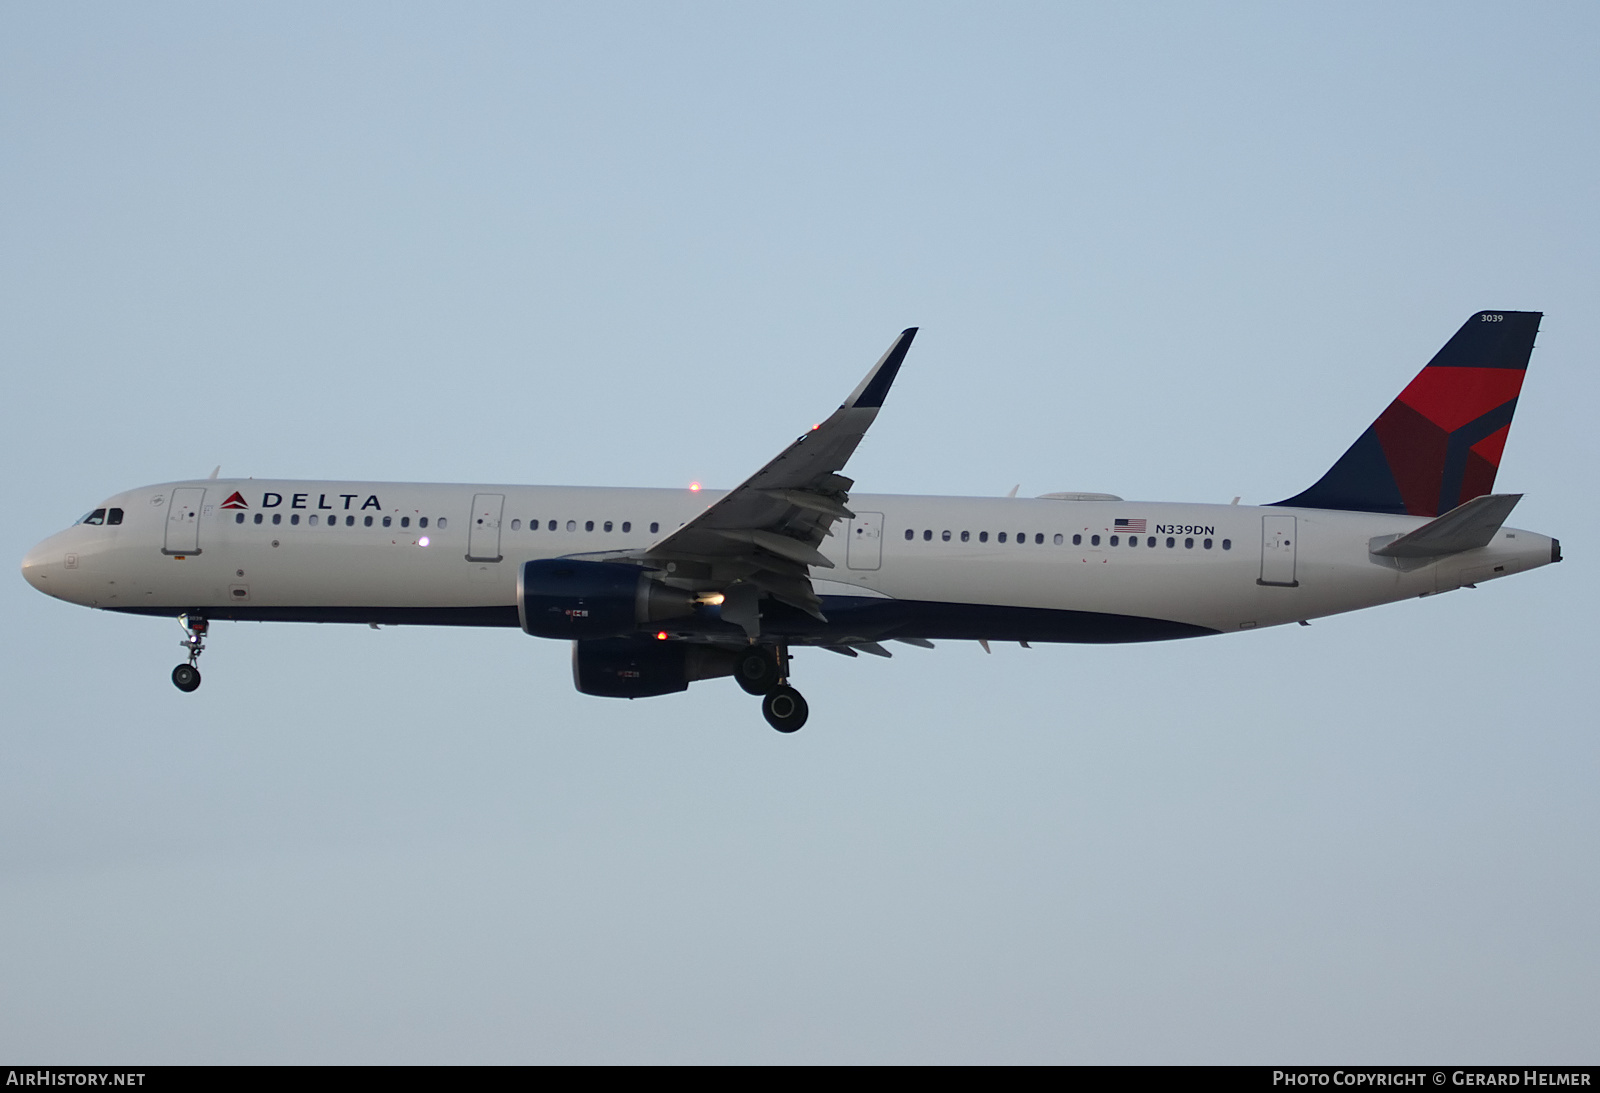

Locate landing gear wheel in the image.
[762,685,808,733]
[735,647,781,695]
[173,614,208,693]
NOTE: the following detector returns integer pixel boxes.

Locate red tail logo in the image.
[220,492,249,509]
[1277,311,1541,516]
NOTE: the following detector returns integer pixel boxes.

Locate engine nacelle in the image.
[572,637,738,698]
[518,559,696,639]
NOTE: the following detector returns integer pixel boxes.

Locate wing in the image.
[637,328,918,633]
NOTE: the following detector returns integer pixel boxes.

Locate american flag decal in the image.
[1114,518,1146,533]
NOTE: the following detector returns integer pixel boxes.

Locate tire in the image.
[172,664,202,693]
[762,685,808,733]
[735,647,779,695]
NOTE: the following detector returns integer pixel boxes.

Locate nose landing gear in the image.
[741,644,809,733]
[172,614,207,692]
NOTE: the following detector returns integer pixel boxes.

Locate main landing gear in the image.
[172,614,207,692]
[735,645,809,733]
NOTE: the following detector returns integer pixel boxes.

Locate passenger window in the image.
[420,517,429,529]
[254,513,263,525]
[401,517,410,528]
[649,522,659,533]
[291,514,301,526]
[1090,534,1100,546]
[585,520,594,532]
[1222,539,1232,550]
[979,531,988,542]
[1072,534,1081,545]
[1053,533,1063,545]
[364,516,373,527]
[1017,532,1025,544]
[107,508,124,525]
[1203,538,1212,549]
[273,513,283,525]
[1128,535,1137,547]
[1166,537,1175,548]
[382,516,392,527]
[604,521,613,533]
[1034,533,1043,544]
[567,520,576,532]
[941,530,950,541]
[82,509,106,525]
[1146,536,1155,548]
[235,513,244,524]
[922,529,932,541]
[904,529,914,540]
[998,532,1006,543]
[1184,537,1194,549]
[437,518,447,529]
[1109,535,1119,546]
[310,515,319,526]
[961,531,970,542]
[548,520,557,531]
[343,515,352,526]
[622,522,631,533]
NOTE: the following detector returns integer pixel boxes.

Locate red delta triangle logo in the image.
[220,492,249,509]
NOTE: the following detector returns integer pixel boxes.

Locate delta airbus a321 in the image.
[22,311,1559,732]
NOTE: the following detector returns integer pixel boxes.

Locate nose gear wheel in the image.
[172,614,208,692]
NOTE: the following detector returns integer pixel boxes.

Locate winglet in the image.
[843,328,918,410]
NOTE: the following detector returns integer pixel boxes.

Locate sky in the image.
[2,2,1597,1064]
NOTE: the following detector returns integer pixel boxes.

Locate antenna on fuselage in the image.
[208,466,220,480]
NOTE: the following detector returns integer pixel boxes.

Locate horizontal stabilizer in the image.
[1370,494,1522,558]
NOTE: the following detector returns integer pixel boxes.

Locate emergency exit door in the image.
[847,512,884,570]
[466,493,505,562]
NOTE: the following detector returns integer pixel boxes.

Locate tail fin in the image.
[1275,310,1542,516]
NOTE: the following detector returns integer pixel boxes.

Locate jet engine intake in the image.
[572,638,738,698]
[518,559,695,639]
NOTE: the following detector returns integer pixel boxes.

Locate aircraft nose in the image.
[21,535,64,595]
[21,540,49,590]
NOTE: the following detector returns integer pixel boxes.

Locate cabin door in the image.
[1259,515,1299,587]
[466,493,505,562]
[162,488,206,555]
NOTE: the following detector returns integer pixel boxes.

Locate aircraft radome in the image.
[22,312,1559,732]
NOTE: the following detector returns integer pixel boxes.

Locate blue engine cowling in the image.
[518,559,696,639]
[572,637,738,698]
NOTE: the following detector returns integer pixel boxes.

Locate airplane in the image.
[21,311,1559,733]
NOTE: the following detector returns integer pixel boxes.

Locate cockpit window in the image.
[107,508,124,525]
[80,508,106,525]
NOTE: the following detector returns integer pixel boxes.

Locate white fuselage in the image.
[21,478,1558,641]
